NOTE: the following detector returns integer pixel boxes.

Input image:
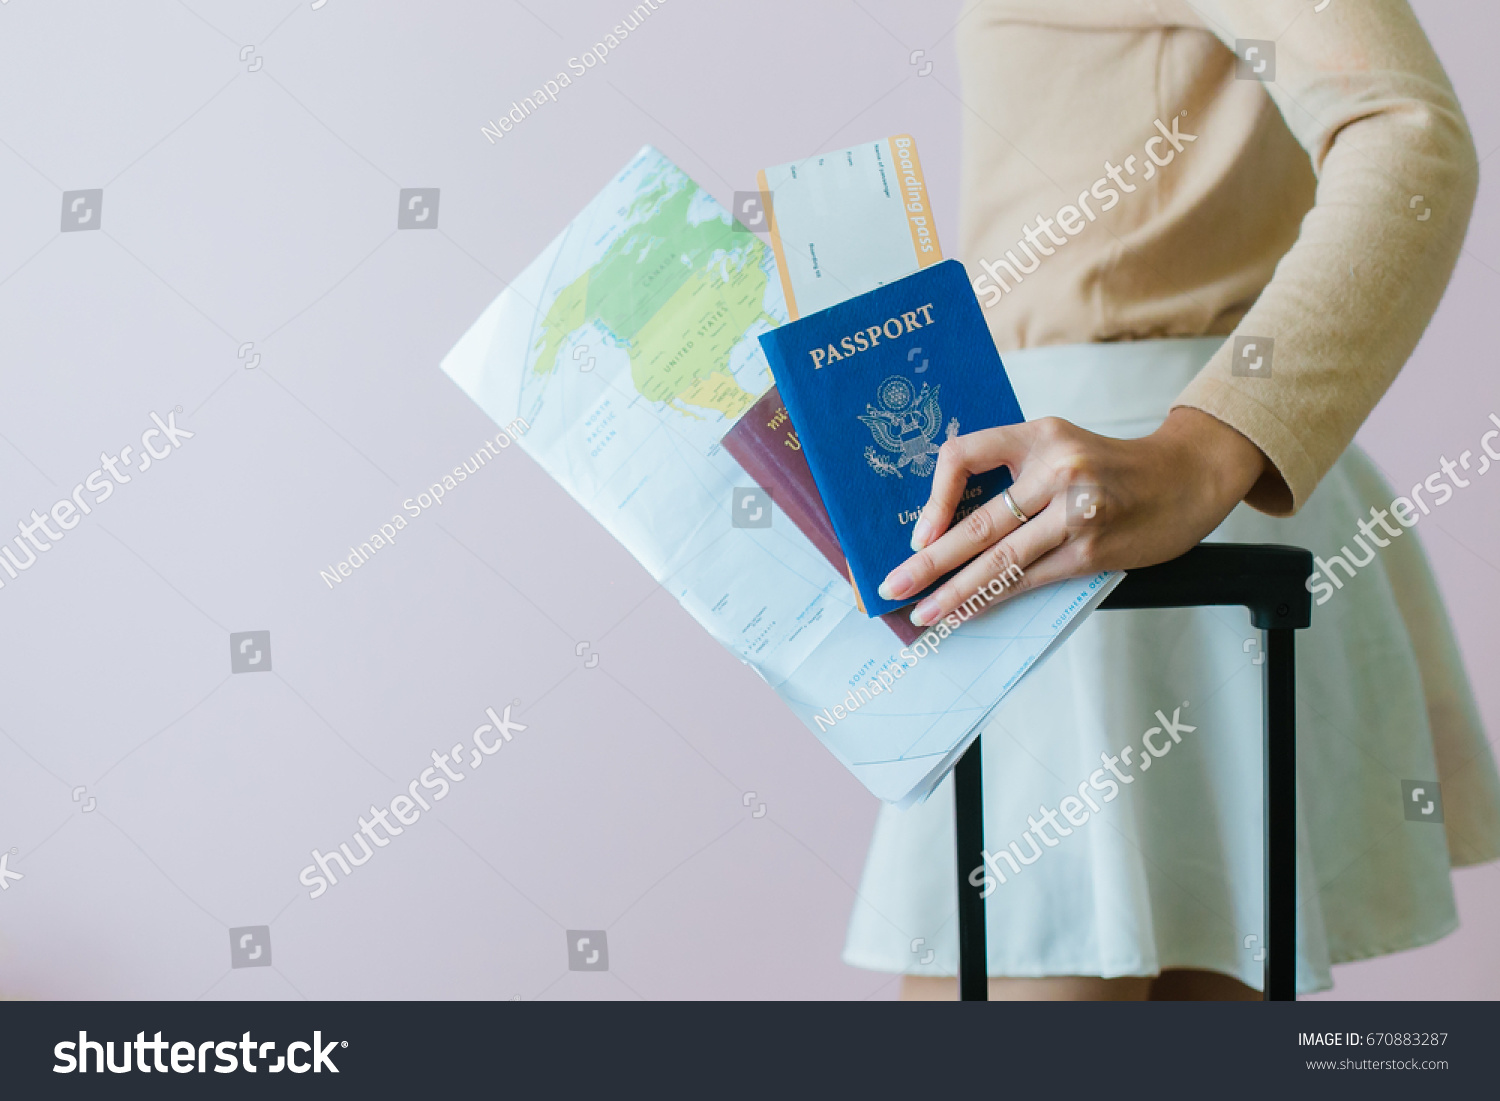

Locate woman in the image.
[842,0,1500,999]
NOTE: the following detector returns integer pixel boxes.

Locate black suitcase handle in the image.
[954,543,1313,1001]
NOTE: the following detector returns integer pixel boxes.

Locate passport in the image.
[756,259,1024,618]
[720,387,924,645]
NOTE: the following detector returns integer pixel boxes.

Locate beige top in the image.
[957,0,1478,515]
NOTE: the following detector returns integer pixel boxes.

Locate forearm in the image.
[1154,406,1267,519]
[1172,0,1478,515]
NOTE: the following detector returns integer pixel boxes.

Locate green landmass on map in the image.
[532,179,772,421]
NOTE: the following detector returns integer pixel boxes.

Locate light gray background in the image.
[0,0,1495,1000]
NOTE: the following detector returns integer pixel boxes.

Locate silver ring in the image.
[1000,487,1030,524]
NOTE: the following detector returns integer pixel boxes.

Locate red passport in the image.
[723,387,922,646]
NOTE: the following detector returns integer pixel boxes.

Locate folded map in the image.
[439,145,1119,806]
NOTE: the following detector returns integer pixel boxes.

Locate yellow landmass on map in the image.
[673,371,756,421]
[629,260,766,420]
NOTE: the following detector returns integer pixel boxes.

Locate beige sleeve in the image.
[1167,0,1478,515]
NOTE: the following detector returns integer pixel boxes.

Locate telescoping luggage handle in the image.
[953,543,1314,1001]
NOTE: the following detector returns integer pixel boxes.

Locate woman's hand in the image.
[877,407,1269,626]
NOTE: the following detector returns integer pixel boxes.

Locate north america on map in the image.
[531,167,775,423]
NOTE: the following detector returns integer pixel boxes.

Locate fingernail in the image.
[910,519,931,551]
[879,567,914,602]
[910,598,940,627]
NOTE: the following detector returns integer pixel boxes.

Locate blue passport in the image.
[756,259,1024,618]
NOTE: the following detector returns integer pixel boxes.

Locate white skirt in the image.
[842,337,1500,993]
